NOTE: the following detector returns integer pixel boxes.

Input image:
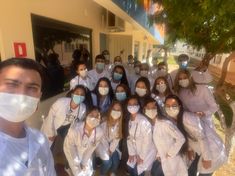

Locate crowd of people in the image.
[0,51,228,176]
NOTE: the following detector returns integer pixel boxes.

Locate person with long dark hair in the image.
[151,76,172,114]
[126,95,156,176]
[70,61,94,91]
[41,85,89,146]
[114,83,131,103]
[143,98,164,176]
[164,95,227,176]
[134,77,151,108]
[153,95,188,176]
[91,77,114,116]
[110,65,129,91]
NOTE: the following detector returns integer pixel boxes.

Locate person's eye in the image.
[6,82,18,88]
[27,86,39,92]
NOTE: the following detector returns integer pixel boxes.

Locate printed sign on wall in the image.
[13,42,27,57]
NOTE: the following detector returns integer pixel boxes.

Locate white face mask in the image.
[145,109,158,119]
[165,107,180,118]
[98,87,109,96]
[127,105,140,114]
[86,116,100,128]
[79,69,88,78]
[140,70,148,77]
[156,84,167,93]
[179,79,189,88]
[111,110,121,120]
[0,92,39,122]
[135,87,147,97]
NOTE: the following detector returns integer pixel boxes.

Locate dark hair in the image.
[115,83,131,98]
[85,106,100,119]
[102,50,109,55]
[135,77,151,96]
[74,61,87,71]
[178,54,189,62]
[127,95,141,113]
[67,84,93,111]
[165,94,189,155]
[174,69,196,94]
[152,76,172,96]
[0,58,44,84]
[112,65,129,86]
[135,77,151,107]
[48,53,60,66]
[95,54,105,62]
[72,49,82,61]
[143,97,164,119]
[92,77,114,107]
[158,61,166,67]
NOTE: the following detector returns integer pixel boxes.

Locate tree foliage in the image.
[149,0,235,60]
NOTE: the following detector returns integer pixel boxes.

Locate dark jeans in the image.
[151,160,164,176]
[188,154,213,176]
[128,165,145,176]
[100,151,120,175]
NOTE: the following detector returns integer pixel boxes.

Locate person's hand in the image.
[195,111,205,118]
[202,158,212,169]
[136,155,143,165]
[128,155,135,163]
[48,136,56,142]
[187,150,195,161]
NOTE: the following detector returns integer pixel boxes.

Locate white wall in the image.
[0,0,107,60]
[107,34,132,62]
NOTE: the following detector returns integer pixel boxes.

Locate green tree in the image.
[149,0,235,66]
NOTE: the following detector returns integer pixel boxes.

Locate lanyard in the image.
[129,122,138,142]
[81,124,96,147]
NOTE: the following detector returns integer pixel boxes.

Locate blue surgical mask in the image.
[72,94,85,105]
[96,62,105,70]
[113,72,123,81]
[116,92,127,101]
[179,61,188,69]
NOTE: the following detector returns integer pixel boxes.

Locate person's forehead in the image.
[146,102,156,108]
[165,98,178,105]
[0,66,42,85]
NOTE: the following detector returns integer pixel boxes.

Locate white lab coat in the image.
[88,68,110,87]
[70,75,94,90]
[41,97,86,138]
[153,119,188,176]
[63,122,103,176]
[0,126,56,176]
[198,120,227,173]
[96,121,121,160]
[178,84,219,129]
[183,112,211,161]
[183,111,227,173]
[127,113,156,174]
